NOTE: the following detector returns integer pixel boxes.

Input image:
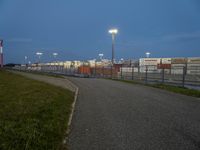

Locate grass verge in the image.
[111,78,200,98]
[20,70,64,78]
[150,84,200,98]
[0,69,74,150]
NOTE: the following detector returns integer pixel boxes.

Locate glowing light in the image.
[36,52,43,56]
[108,29,118,34]
[53,53,58,56]
[145,52,151,58]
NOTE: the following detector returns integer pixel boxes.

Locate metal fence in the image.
[12,63,200,89]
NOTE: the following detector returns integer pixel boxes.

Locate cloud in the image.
[7,38,33,43]
[118,31,200,48]
[161,31,200,42]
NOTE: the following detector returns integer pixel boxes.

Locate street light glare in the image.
[53,53,58,56]
[109,29,118,34]
[145,52,151,58]
[36,52,43,56]
[99,54,104,57]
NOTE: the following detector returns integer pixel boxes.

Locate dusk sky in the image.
[0,0,200,64]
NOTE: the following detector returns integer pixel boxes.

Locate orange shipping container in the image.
[78,66,91,74]
[157,64,171,69]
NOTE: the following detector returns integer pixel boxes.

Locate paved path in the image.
[9,71,77,92]
[68,77,200,150]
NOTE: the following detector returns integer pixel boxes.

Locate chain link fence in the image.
[12,61,200,89]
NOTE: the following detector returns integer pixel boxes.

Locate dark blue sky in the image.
[0,0,200,64]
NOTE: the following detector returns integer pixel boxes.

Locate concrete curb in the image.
[63,78,79,145]
[8,70,79,146]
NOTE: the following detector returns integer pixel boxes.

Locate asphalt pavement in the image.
[68,77,200,150]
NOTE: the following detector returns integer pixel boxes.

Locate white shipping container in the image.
[139,58,161,66]
[140,66,158,73]
[187,64,200,67]
[172,64,186,67]
[171,69,184,74]
[187,57,200,64]
[120,67,139,73]
[161,58,171,64]
[187,70,200,75]
[121,67,133,73]
[171,58,187,64]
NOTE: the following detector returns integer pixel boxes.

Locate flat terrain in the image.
[68,77,200,150]
[0,70,74,150]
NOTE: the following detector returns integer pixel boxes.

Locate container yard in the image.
[12,57,200,87]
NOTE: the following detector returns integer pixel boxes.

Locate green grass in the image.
[111,78,200,98]
[0,70,74,150]
[22,70,64,78]
[150,84,200,98]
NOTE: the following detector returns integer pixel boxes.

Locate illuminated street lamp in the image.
[108,28,118,65]
[36,52,43,63]
[25,56,28,64]
[120,58,124,63]
[145,52,151,58]
[99,53,104,60]
[53,53,58,60]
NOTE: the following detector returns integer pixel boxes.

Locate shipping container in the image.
[78,66,91,75]
[187,57,200,64]
[171,58,187,64]
[171,69,184,74]
[187,70,200,75]
[139,58,161,66]
[140,66,158,73]
[120,67,139,73]
[157,64,171,69]
[161,58,171,64]
[171,64,186,67]
[114,64,122,72]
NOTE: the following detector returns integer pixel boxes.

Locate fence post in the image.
[162,68,165,83]
[132,66,134,80]
[111,65,113,79]
[145,66,148,84]
[138,65,141,80]
[121,65,123,79]
[94,61,96,77]
[182,66,186,87]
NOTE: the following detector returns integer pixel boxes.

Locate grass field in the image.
[0,70,74,150]
[12,70,64,78]
[112,79,200,98]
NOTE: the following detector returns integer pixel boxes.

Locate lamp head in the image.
[53,53,58,56]
[145,52,151,58]
[36,52,43,56]
[109,29,118,34]
[99,53,104,57]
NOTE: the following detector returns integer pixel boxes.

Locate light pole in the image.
[109,28,118,65]
[120,58,124,63]
[36,52,43,63]
[99,53,104,61]
[25,56,28,64]
[36,52,43,72]
[53,53,58,71]
[145,52,151,58]
[109,28,118,78]
[0,40,3,68]
[53,53,58,61]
